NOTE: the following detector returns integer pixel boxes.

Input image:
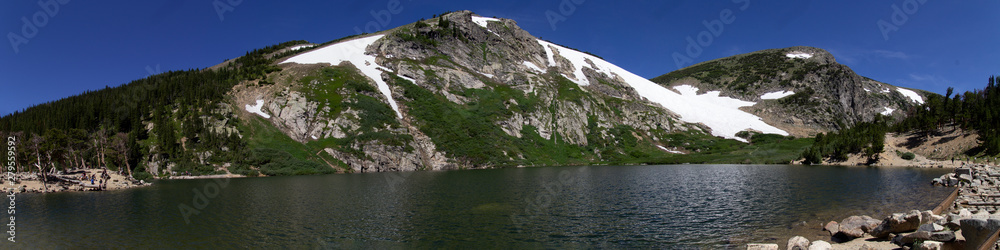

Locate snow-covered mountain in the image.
[222,10,928,172]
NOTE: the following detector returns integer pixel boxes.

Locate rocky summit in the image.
[652,46,928,137]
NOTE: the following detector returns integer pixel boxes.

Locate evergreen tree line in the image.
[893,76,1000,156]
[0,40,307,178]
[800,116,889,165]
[801,75,1000,164]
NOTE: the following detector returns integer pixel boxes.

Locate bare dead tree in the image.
[112,132,133,178]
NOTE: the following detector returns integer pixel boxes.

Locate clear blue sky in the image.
[2,0,998,116]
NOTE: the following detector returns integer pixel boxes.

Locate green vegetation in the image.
[899,151,916,160]
[800,117,889,164]
[0,40,314,178]
[652,131,813,164]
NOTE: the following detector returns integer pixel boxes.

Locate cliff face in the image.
[652,46,928,136]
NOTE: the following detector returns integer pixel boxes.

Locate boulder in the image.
[870,210,923,238]
[786,236,810,250]
[958,208,972,217]
[958,174,973,183]
[895,231,955,245]
[920,210,943,224]
[746,243,778,250]
[823,221,839,236]
[838,215,879,239]
[961,218,1000,249]
[807,240,831,250]
[917,223,944,232]
[942,215,962,231]
[914,240,944,250]
[858,244,878,250]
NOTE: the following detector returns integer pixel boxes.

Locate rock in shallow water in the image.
[787,236,809,250]
[746,243,778,250]
[823,221,839,235]
[838,215,880,239]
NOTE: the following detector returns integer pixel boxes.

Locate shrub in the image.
[133,171,154,181]
[900,152,916,160]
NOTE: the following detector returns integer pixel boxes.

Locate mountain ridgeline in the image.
[652,46,927,136]
[0,11,932,178]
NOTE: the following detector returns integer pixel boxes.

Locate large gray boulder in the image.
[894,231,955,245]
[837,215,881,239]
[871,210,923,238]
[787,236,810,250]
[918,223,944,232]
[961,218,1000,249]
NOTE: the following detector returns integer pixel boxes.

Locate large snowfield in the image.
[281,35,403,118]
[536,39,788,141]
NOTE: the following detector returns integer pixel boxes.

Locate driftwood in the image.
[49,174,83,184]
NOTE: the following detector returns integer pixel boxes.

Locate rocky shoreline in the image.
[749,164,1000,250]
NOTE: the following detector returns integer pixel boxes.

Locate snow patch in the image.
[538,41,557,67]
[289,45,313,51]
[881,87,891,93]
[896,88,924,104]
[760,90,795,100]
[786,52,813,59]
[281,35,403,118]
[881,107,896,116]
[245,100,271,119]
[471,16,500,28]
[864,88,871,92]
[522,61,544,73]
[311,135,319,140]
[530,39,787,141]
[536,40,614,86]
[397,74,416,83]
[657,145,685,154]
[477,71,495,78]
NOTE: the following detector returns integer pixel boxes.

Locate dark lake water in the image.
[6,165,953,249]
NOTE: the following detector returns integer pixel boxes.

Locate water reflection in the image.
[10,165,952,248]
